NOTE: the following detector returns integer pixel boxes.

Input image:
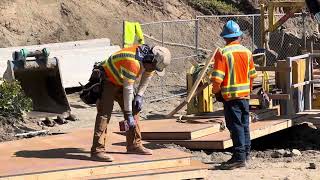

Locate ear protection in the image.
[138,44,155,64]
[143,52,155,64]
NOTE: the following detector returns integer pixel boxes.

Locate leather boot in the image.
[91,152,114,162]
[126,118,152,155]
[127,145,153,155]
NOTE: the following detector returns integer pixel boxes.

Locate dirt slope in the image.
[0,0,199,47]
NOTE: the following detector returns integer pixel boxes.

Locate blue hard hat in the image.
[220,20,243,38]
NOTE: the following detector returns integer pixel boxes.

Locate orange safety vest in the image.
[101,45,141,86]
[211,41,257,100]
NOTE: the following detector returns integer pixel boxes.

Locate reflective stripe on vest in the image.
[221,44,251,99]
[103,50,139,86]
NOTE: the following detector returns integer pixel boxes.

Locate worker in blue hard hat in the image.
[210,20,257,170]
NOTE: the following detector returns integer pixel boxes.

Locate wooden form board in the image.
[148,118,292,150]
[140,119,221,140]
[141,108,280,141]
[293,110,320,128]
[77,160,208,180]
[0,128,193,180]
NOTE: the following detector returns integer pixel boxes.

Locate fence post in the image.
[305,55,312,110]
[122,21,125,48]
[285,57,294,116]
[195,17,199,59]
[161,22,164,47]
[252,15,255,51]
[302,12,307,49]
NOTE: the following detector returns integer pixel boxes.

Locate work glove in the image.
[133,95,143,112]
[124,112,136,129]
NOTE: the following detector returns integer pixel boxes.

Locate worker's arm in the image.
[133,70,154,112]
[211,50,226,94]
[121,61,140,128]
[137,71,154,96]
[123,80,135,128]
[249,55,258,91]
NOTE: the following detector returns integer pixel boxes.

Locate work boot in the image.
[127,145,153,155]
[219,158,246,170]
[91,152,114,162]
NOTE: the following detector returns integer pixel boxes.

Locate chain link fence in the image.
[139,14,318,103]
[140,20,198,102]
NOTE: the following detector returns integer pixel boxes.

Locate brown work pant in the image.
[91,80,142,153]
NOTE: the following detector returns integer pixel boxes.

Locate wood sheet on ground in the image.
[148,118,292,150]
[0,128,192,179]
[140,119,222,140]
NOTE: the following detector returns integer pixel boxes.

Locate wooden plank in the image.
[167,49,218,117]
[0,128,192,180]
[140,119,221,140]
[148,119,292,150]
[77,160,208,180]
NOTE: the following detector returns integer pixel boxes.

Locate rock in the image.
[284,150,292,157]
[291,149,302,157]
[271,149,286,158]
[309,163,316,169]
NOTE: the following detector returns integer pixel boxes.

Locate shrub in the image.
[186,0,238,15]
[0,78,32,118]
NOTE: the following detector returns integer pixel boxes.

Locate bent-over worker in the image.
[91,44,171,161]
[211,20,257,170]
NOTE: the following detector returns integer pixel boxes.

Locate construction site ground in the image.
[1,94,319,180]
[1,0,320,179]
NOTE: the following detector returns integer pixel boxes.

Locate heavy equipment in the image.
[3,48,71,115]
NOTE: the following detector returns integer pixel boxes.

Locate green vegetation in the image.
[186,0,239,15]
[0,79,32,118]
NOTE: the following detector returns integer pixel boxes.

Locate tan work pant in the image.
[91,80,142,153]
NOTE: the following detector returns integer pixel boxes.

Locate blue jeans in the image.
[223,99,250,162]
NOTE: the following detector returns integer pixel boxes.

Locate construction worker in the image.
[91,44,171,161]
[211,20,257,170]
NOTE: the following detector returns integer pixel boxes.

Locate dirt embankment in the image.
[0,0,200,48]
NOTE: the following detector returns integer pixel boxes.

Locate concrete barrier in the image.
[0,39,120,88]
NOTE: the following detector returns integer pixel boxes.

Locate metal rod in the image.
[196,13,303,19]
[172,55,198,60]
[143,34,215,51]
[161,22,164,47]
[288,53,310,61]
[141,19,198,26]
[148,92,187,103]
[195,18,199,59]
[302,12,307,49]
[252,16,255,51]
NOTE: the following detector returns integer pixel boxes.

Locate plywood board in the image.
[140,119,222,140]
[77,160,208,180]
[0,128,192,180]
[148,118,292,150]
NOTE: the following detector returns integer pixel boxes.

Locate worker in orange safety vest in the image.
[211,20,257,170]
[91,44,171,162]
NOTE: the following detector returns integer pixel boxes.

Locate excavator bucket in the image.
[4,48,70,114]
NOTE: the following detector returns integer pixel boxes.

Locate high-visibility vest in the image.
[211,41,257,100]
[124,21,145,48]
[101,45,141,86]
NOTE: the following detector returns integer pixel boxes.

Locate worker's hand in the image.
[124,112,135,129]
[133,95,143,112]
